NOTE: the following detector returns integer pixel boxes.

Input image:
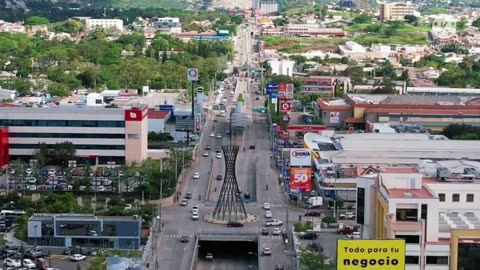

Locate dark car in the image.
[215,147,221,153]
[261,228,269,235]
[216,175,223,181]
[64,247,73,255]
[180,235,189,243]
[227,221,244,227]
[337,226,358,235]
[300,233,318,240]
[249,144,255,149]
[304,211,321,217]
[244,192,250,199]
[205,145,211,150]
[185,192,192,199]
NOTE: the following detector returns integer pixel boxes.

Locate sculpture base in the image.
[201,213,259,225]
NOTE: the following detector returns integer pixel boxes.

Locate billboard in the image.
[290,167,312,192]
[290,149,311,166]
[337,239,405,270]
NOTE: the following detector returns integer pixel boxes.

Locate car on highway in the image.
[216,174,223,181]
[209,132,215,137]
[192,213,199,220]
[337,226,358,235]
[193,172,200,179]
[346,232,361,239]
[305,211,321,217]
[274,265,285,270]
[272,228,281,235]
[261,228,269,235]
[265,219,283,227]
[202,152,209,157]
[249,144,255,149]
[192,205,198,212]
[205,145,211,150]
[227,221,244,227]
[192,208,199,215]
[180,235,189,243]
[23,258,36,269]
[264,211,272,218]
[244,192,250,199]
[263,203,271,210]
[70,254,87,261]
[180,199,188,206]
[215,147,221,153]
[300,232,318,240]
[216,153,222,159]
[4,258,21,267]
[339,212,356,220]
[205,253,213,261]
[262,247,272,256]
[185,192,192,199]
[216,134,222,139]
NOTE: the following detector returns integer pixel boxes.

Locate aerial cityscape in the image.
[0,0,479,269]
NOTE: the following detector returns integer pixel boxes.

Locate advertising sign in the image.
[290,167,312,192]
[266,83,279,90]
[278,83,287,91]
[290,149,311,166]
[330,111,340,124]
[337,239,405,270]
[125,107,148,122]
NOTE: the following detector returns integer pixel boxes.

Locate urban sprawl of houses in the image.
[0,0,479,270]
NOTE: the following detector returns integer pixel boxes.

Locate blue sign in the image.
[266,83,279,89]
[270,92,278,99]
[159,105,175,117]
[266,88,272,95]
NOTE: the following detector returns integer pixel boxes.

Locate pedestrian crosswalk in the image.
[162,234,190,239]
[259,235,283,240]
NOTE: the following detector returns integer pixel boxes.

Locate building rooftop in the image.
[347,94,478,106]
[386,187,435,199]
[29,213,141,222]
[148,110,170,120]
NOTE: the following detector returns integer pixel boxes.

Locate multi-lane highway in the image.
[151,22,294,270]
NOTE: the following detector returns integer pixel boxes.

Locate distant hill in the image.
[1,0,191,10]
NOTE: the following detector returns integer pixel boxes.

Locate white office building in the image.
[85,19,124,31]
[0,104,148,165]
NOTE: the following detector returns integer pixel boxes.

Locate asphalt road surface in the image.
[151,23,295,270]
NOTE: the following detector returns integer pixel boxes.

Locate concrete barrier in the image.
[190,234,199,270]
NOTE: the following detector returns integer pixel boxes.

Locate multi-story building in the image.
[152,17,182,34]
[379,2,417,21]
[259,1,278,14]
[27,213,142,249]
[85,19,124,31]
[0,104,148,165]
[315,94,480,130]
[294,76,351,96]
[357,160,480,270]
[262,24,346,37]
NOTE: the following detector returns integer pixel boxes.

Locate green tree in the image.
[77,67,100,89]
[117,58,157,89]
[47,82,69,97]
[52,141,76,168]
[299,252,333,270]
[353,15,373,24]
[472,17,480,28]
[53,19,84,34]
[13,78,33,96]
[404,15,418,25]
[230,15,243,25]
[33,142,50,167]
[25,16,50,25]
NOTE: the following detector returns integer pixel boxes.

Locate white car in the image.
[70,254,87,261]
[210,132,215,137]
[266,219,283,227]
[23,258,36,269]
[272,228,281,235]
[265,211,272,218]
[193,172,200,179]
[192,209,199,215]
[263,203,271,210]
[25,168,33,175]
[216,134,222,139]
[202,152,209,157]
[26,185,36,191]
[216,153,222,159]
[262,247,272,256]
[180,199,188,206]
[4,258,21,267]
[192,213,200,220]
[192,205,199,213]
[346,232,361,239]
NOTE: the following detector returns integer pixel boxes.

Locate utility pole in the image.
[159,158,163,232]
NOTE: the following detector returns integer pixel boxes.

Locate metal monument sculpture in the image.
[212,145,247,221]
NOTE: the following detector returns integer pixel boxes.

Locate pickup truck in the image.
[265,219,283,226]
[339,212,356,220]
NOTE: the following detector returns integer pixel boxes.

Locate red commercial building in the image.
[0,127,9,168]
